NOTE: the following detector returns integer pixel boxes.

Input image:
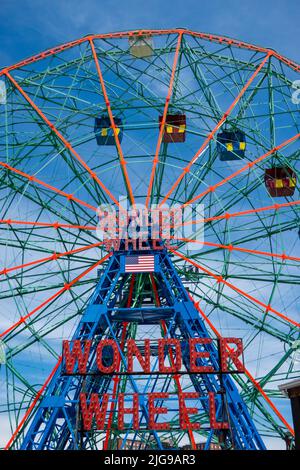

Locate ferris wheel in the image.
[0,28,299,450]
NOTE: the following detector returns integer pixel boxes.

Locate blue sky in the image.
[0,0,299,69]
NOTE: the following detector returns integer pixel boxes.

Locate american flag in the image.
[125,255,155,273]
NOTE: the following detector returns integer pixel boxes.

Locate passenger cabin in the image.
[264,167,296,197]
[159,114,186,143]
[217,130,246,161]
[94,116,123,146]
[129,35,153,58]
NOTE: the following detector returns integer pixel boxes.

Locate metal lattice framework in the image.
[0,28,299,450]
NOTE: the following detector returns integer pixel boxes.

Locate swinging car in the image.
[217,130,246,161]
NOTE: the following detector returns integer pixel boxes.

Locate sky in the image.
[0,0,300,69]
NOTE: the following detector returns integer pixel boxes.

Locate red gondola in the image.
[264,167,296,197]
[129,35,153,58]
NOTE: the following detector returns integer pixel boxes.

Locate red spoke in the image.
[187,293,295,436]
[170,248,300,328]
[90,39,136,208]
[181,133,300,208]
[102,322,128,450]
[0,218,97,231]
[1,27,298,450]
[146,32,183,208]
[4,356,62,450]
[4,71,121,209]
[0,160,98,213]
[0,241,103,277]
[0,253,111,339]
[204,200,300,223]
[159,52,272,206]
[175,238,300,263]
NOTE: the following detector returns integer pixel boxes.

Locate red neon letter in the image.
[158,339,182,373]
[80,393,109,430]
[63,339,91,374]
[208,392,229,429]
[96,339,120,373]
[219,337,244,372]
[179,392,200,430]
[189,338,214,373]
[148,392,170,430]
[118,393,139,430]
[127,339,151,373]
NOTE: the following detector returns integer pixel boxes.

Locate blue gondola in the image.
[217,129,246,161]
[94,115,123,146]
